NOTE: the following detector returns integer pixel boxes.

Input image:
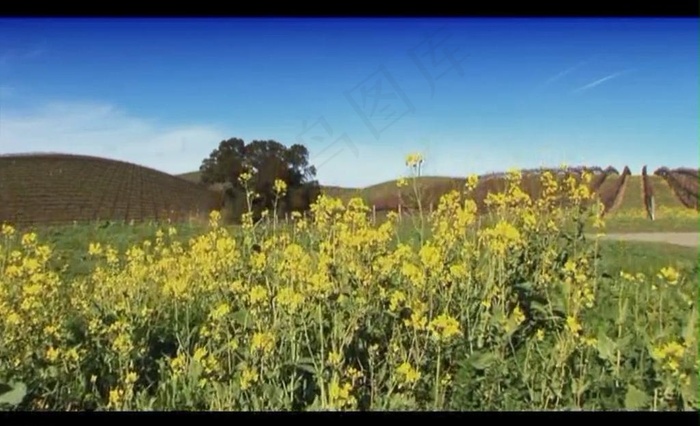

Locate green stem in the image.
[434,345,442,409]
[317,305,326,408]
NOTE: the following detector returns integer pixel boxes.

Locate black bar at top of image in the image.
[0,1,698,18]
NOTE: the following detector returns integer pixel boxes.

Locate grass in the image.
[601,215,700,233]
[34,221,207,280]
[596,240,698,277]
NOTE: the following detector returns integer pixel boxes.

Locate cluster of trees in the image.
[198,138,321,222]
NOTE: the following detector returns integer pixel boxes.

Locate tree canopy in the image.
[199,138,321,221]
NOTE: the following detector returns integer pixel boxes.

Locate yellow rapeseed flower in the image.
[125,371,138,385]
[210,302,231,321]
[248,285,269,305]
[170,353,187,375]
[108,389,124,409]
[657,266,680,285]
[428,313,461,342]
[566,316,582,336]
[395,361,421,386]
[45,346,60,363]
[251,332,276,354]
[465,174,479,191]
[619,271,635,282]
[328,378,355,409]
[274,179,288,196]
[88,242,103,256]
[328,351,343,367]
[238,171,253,184]
[389,290,407,312]
[240,366,258,391]
[275,287,305,313]
[582,336,597,348]
[1,223,15,236]
[21,232,37,247]
[419,244,441,271]
[536,329,545,341]
[651,341,687,376]
[193,346,208,364]
[405,152,424,168]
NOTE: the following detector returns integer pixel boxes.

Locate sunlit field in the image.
[0,159,697,411]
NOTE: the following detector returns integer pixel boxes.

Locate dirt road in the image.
[592,232,700,248]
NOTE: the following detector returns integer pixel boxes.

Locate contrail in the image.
[542,60,590,87]
[573,70,628,94]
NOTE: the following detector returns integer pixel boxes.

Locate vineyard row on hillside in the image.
[372,167,619,215]
[654,167,699,210]
[642,166,654,219]
[598,166,631,216]
[0,155,223,227]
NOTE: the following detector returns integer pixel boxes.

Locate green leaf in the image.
[387,393,416,411]
[0,382,27,407]
[529,301,562,321]
[682,307,697,347]
[514,281,534,292]
[617,298,629,325]
[468,351,498,371]
[624,384,649,410]
[595,329,617,363]
[263,383,283,401]
[294,357,317,375]
[546,290,566,317]
[188,361,202,382]
[307,395,324,411]
[231,309,251,329]
[680,376,698,410]
[616,334,633,351]
[489,310,505,329]
[529,301,549,315]
[572,378,590,398]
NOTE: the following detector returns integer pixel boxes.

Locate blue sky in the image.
[0,17,697,187]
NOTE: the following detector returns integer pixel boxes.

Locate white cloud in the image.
[0,100,228,175]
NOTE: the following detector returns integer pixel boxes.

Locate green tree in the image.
[199,138,320,221]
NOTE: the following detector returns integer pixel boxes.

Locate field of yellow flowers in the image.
[0,161,697,411]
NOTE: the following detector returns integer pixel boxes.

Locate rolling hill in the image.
[180,165,697,219]
[0,152,696,228]
[0,153,223,226]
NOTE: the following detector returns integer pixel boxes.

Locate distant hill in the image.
[0,153,222,226]
[1,155,694,228]
[180,165,699,217]
[179,166,628,214]
[178,170,202,183]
